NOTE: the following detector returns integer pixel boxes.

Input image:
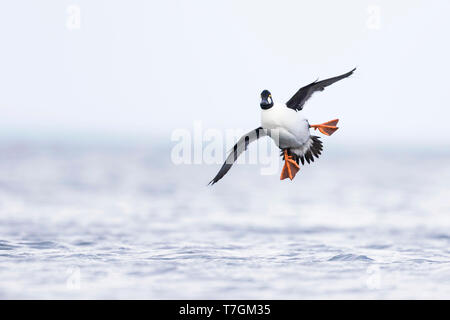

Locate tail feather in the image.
[299,156,305,165]
[310,136,323,160]
[305,150,314,163]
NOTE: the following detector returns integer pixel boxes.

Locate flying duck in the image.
[209,68,356,185]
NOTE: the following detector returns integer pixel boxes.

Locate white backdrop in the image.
[0,0,449,147]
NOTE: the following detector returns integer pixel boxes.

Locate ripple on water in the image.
[328,254,374,262]
[19,241,61,249]
[73,241,95,246]
[0,240,19,250]
[362,244,392,249]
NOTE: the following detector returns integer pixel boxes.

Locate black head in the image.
[260,90,273,110]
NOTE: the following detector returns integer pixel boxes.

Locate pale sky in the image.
[0,0,449,147]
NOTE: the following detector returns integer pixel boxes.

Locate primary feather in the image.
[286,68,356,111]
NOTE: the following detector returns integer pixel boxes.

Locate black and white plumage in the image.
[286,68,356,111]
[209,68,355,185]
[208,127,267,185]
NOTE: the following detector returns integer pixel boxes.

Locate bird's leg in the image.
[280,149,300,181]
[310,119,339,136]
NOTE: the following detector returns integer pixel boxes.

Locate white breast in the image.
[261,103,310,149]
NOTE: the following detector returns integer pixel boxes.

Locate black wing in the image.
[286,68,356,111]
[209,127,267,185]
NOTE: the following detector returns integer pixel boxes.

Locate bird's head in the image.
[260,90,274,110]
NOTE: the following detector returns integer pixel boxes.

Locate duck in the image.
[209,68,356,185]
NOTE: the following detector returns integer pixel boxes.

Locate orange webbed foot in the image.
[310,119,339,136]
[280,150,300,180]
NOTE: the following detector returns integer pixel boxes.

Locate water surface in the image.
[0,142,449,299]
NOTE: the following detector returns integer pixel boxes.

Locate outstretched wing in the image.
[286,68,356,111]
[209,127,267,185]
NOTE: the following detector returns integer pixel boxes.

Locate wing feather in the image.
[209,127,267,185]
[286,68,356,111]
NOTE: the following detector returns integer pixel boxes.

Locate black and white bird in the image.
[209,68,356,185]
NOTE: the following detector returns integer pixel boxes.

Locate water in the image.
[0,141,449,299]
